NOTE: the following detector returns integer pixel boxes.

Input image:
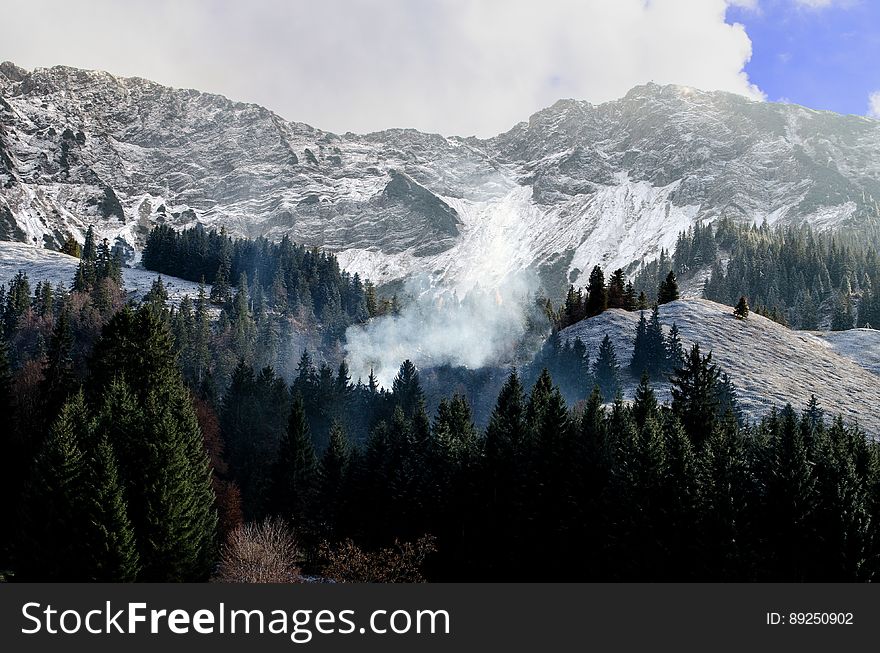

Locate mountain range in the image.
[3,61,880,294]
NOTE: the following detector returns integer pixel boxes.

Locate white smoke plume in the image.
[345,269,541,388]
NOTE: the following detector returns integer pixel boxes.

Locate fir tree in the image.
[645,304,667,375]
[607,269,627,309]
[592,335,621,402]
[670,343,720,447]
[40,309,77,423]
[90,306,217,581]
[210,249,232,305]
[392,360,425,419]
[317,422,350,538]
[623,282,637,311]
[630,311,649,376]
[82,436,140,581]
[632,372,659,428]
[18,392,90,580]
[734,296,749,319]
[658,271,680,305]
[269,395,317,525]
[585,265,607,317]
[666,323,685,372]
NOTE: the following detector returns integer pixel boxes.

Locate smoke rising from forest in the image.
[344,270,542,387]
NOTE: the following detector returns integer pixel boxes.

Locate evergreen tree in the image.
[144,276,169,314]
[645,305,667,375]
[658,271,680,305]
[391,360,425,419]
[40,309,77,423]
[607,269,627,309]
[831,292,855,331]
[666,323,685,372]
[269,395,317,525]
[632,372,659,428]
[90,306,217,581]
[82,226,97,262]
[585,265,607,317]
[623,282,637,311]
[592,335,621,402]
[18,393,90,580]
[210,248,232,305]
[317,422,350,538]
[482,370,528,575]
[630,311,649,376]
[82,436,140,581]
[193,281,211,384]
[734,296,750,319]
[670,344,720,447]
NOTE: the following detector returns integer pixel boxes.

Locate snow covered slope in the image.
[3,61,880,294]
[816,329,880,378]
[560,299,880,435]
[0,241,206,306]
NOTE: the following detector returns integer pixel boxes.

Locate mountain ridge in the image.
[2,61,880,293]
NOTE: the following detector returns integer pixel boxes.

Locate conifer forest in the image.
[2,222,880,583]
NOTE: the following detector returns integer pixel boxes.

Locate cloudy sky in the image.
[2,0,878,135]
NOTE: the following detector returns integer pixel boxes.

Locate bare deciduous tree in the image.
[214,518,302,583]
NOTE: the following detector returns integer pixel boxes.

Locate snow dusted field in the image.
[816,329,880,377]
[0,241,207,306]
[561,298,880,436]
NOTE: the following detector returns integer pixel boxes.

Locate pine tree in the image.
[630,311,649,376]
[623,282,637,311]
[18,392,90,580]
[592,335,620,402]
[607,269,627,309]
[831,292,854,331]
[666,323,685,372]
[81,226,96,261]
[632,372,659,428]
[231,272,256,361]
[764,405,817,580]
[63,234,81,257]
[193,281,211,384]
[144,276,169,314]
[210,248,232,305]
[317,422,350,538]
[482,370,528,574]
[40,309,77,423]
[391,359,425,419]
[585,265,607,317]
[734,296,749,319]
[645,304,667,375]
[670,343,720,447]
[269,394,317,525]
[524,369,573,574]
[0,335,23,567]
[90,306,217,581]
[82,436,140,581]
[658,271,680,305]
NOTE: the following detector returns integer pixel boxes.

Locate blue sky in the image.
[728,0,880,117]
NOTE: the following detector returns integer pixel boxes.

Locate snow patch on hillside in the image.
[0,242,208,306]
[560,298,880,435]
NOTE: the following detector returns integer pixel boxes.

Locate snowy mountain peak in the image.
[2,61,880,292]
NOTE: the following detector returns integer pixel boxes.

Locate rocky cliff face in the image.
[2,62,880,291]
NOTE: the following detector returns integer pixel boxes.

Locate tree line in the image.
[631,218,880,330]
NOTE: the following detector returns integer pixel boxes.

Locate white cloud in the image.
[869,91,880,119]
[792,0,856,8]
[2,0,763,136]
